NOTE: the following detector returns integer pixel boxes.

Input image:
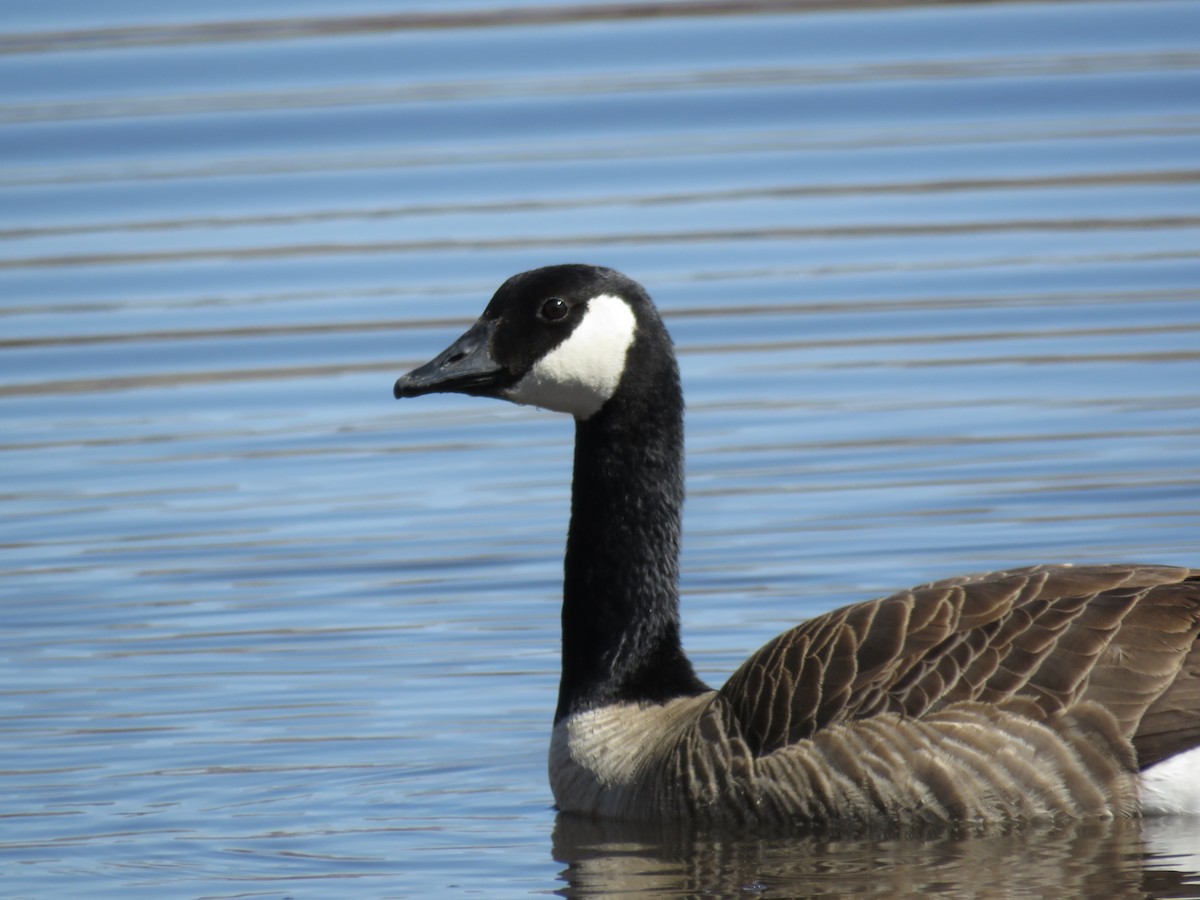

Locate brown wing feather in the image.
[718,564,1200,768]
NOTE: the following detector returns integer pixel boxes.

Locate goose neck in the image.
[555,379,707,722]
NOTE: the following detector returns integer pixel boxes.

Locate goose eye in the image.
[539,297,569,322]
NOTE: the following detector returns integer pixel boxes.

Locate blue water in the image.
[2,1,1200,896]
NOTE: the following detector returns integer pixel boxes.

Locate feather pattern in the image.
[553,565,1200,824]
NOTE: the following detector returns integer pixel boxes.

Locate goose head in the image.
[394,264,669,420]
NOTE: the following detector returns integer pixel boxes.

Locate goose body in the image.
[394,264,1200,826]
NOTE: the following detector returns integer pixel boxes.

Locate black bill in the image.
[393,318,506,399]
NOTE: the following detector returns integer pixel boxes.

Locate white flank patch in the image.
[504,293,637,418]
[1140,745,1200,815]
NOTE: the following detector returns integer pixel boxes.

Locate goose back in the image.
[719,564,1200,761]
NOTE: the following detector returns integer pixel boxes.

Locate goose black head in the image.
[394,264,665,419]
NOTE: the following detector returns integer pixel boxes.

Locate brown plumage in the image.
[722,564,1200,765]
[551,564,1200,825]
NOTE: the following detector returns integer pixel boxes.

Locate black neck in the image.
[554,345,708,723]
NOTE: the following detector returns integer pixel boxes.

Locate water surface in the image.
[2,1,1200,896]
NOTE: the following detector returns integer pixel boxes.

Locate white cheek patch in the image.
[504,293,637,419]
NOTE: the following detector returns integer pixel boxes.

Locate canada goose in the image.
[394,264,1200,826]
